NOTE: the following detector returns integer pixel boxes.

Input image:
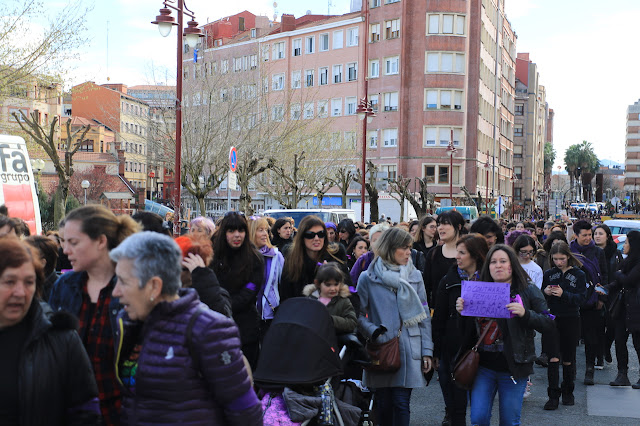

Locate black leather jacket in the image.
[458,283,554,379]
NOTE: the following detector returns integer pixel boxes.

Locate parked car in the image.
[263,208,355,228]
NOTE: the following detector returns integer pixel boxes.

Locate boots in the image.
[610,369,631,386]
[544,362,561,410]
[633,379,640,389]
[584,364,595,386]
[561,364,575,406]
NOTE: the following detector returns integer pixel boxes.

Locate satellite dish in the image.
[306,9,312,15]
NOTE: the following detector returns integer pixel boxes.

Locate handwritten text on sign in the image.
[461,281,511,318]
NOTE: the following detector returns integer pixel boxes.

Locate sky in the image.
[38,0,640,168]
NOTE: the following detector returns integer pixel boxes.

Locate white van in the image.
[263,208,355,227]
[0,135,42,234]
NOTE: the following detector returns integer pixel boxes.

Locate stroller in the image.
[254,298,373,426]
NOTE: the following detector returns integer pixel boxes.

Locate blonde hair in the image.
[248,216,273,249]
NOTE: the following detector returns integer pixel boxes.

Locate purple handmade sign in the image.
[461,280,511,318]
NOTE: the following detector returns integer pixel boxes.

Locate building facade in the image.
[625,99,640,199]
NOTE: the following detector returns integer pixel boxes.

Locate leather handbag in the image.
[452,320,494,390]
[365,327,402,373]
[609,290,624,319]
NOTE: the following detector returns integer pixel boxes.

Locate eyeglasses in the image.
[303,230,326,239]
[519,250,534,256]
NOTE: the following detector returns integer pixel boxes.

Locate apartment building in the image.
[625,99,640,198]
[184,0,519,210]
[72,82,151,190]
[514,53,549,210]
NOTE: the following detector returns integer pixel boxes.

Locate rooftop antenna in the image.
[273,2,278,21]
[328,0,332,15]
[106,20,110,81]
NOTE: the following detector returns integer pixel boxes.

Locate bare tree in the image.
[330,166,356,209]
[13,111,89,222]
[387,175,411,221]
[355,160,380,222]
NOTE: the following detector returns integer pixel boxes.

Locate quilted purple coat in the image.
[114,288,262,425]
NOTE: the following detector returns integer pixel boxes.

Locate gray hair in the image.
[369,222,390,239]
[110,231,182,295]
[373,227,413,265]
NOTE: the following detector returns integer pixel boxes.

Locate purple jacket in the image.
[114,288,262,425]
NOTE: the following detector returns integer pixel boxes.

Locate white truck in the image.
[352,195,418,223]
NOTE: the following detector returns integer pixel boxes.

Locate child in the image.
[303,262,357,334]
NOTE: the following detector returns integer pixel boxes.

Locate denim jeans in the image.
[375,387,412,426]
[469,367,527,426]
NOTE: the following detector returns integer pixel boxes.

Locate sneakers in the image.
[584,365,595,386]
[610,370,631,386]
[523,380,532,399]
[595,359,604,370]
[535,353,549,367]
[633,379,640,390]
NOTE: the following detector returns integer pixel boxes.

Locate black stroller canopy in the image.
[254,297,343,386]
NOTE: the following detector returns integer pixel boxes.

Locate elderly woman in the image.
[0,238,101,425]
[357,227,433,426]
[190,216,216,242]
[111,232,262,425]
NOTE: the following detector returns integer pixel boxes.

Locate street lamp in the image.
[152,0,203,234]
[445,137,457,202]
[356,97,376,220]
[510,173,518,220]
[484,155,491,215]
[81,180,90,205]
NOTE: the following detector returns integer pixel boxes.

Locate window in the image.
[333,30,343,49]
[273,42,285,59]
[306,36,315,53]
[385,19,400,39]
[380,165,397,180]
[293,39,302,56]
[515,104,524,115]
[427,14,466,36]
[272,73,285,90]
[368,130,378,148]
[514,166,523,180]
[369,94,379,112]
[371,0,381,8]
[333,64,343,83]
[428,15,439,34]
[249,54,257,69]
[291,104,301,120]
[233,57,242,72]
[383,129,398,147]
[369,24,380,42]
[514,124,523,137]
[346,97,357,115]
[261,45,270,61]
[424,89,464,110]
[424,165,436,183]
[423,126,462,147]
[331,98,342,116]
[514,144,523,158]
[384,56,399,75]
[319,67,329,85]
[272,105,284,121]
[305,69,314,87]
[369,59,380,78]
[438,166,449,184]
[251,28,256,38]
[221,59,229,73]
[385,0,400,3]
[292,70,301,89]
[344,131,357,149]
[347,62,357,81]
[304,102,314,119]
[425,52,465,73]
[442,15,454,33]
[318,100,329,118]
[383,92,399,111]
[320,33,329,51]
[347,28,359,47]
[514,187,522,200]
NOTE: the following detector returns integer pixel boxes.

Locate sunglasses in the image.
[303,230,326,239]
[519,250,534,256]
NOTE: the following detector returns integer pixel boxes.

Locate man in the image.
[470,215,504,248]
[543,221,555,240]
[570,219,608,385]
[535,220,546,244]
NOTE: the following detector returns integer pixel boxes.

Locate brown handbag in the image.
[452,320,494,390]
[365,327,402,373]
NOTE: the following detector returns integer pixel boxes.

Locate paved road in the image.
[409,335,640,425]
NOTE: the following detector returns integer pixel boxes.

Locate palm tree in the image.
[564,141,600,202]
[564,144,581,200]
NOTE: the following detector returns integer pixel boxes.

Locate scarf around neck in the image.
[371,257,427,327]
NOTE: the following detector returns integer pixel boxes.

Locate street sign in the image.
[496,196,504,216]
[229,146,237,172]
[228,171,237,191]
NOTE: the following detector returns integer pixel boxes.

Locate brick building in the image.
[625,99,640,199]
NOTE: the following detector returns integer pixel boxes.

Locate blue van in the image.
[434,206,479,222]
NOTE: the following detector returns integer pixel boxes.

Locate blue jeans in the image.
[469,367,527,426]
[375,387,412,426]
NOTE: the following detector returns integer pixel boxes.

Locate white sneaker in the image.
[523,380,532,399]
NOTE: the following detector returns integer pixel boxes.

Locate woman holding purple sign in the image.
[455,244,553,426]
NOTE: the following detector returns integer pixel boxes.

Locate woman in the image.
[211,212,264,370]
[190,216,216,242]
[601,230,640,388]
[432,234,489,426]
[325,222,338,243]
[0,238,101,425]
[49,205,140,425]
[408,220,420,239]
[350,222,390,284]
[541,242,587,409]
[357,227,433,426]
[111,232,262,425]
[346,235,370,270]
[456,244,553,426]
[24,235,59,302]
[513,234,544,289]
[413,216,438,260]
[248,216,285,343]
[338,218,357,249]
[270,217,293,252]
[280,215,349,301]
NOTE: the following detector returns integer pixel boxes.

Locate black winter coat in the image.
[17,302,101,425]
[602,241,623,285]
[607,262,640,332]
[432,265,464,361]
[280,251,351,301]
[458,283,554,379]
[190,266,232,318]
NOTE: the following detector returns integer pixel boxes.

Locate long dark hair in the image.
[283,215,330,283]
[211,212,263,288]
[456,233,489,271]
[621,230,640,273]
[346,236,369,258]
[414,216,438,245]
[480,244,530,294]
[549,242,583,269]
[543,230,568,253]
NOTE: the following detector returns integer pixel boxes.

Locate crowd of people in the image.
[1,204,639,426]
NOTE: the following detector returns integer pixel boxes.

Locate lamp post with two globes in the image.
[151,0,203,234]
[356,98,375,220]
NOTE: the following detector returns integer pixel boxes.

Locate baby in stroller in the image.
[254,298,367,426]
